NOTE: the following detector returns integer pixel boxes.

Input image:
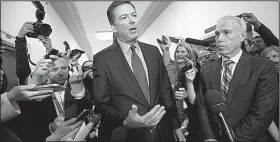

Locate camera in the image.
[26,1,52,38]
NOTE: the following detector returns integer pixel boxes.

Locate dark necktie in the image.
[130,45,150,104]
[221,60,234,100]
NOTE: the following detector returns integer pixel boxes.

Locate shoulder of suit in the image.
[94,45,114,57]
[138,41,157,48]
[247,54,272,65]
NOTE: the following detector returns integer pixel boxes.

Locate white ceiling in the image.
[51,1,171,58]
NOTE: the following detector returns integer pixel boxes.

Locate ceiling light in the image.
[96,31,113,41]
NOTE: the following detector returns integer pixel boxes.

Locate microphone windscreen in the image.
[111,127,127,141]
[205,89,226,113]
[185,38,210,47]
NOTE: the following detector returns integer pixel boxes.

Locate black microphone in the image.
[185,38,216,47]
[110,127,127,141]
[205,89,235,142]
[63,41,70,51]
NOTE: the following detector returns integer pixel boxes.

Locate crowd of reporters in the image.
[0,1,279,142]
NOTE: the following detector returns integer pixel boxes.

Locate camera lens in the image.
[38,23,52,36]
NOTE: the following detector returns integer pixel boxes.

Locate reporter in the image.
[158,39,201,141]
[241,13,279,55]
[1,84,53,122]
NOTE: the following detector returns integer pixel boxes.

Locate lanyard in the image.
[52,93,65,120]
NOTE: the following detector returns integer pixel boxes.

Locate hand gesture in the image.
[174,128,186,141]
[6,84,53,102]
[32,55,59,84]
[185,68,196,82]
[38,36,53,51]
[123,104,166,129]
[61,50,72,63]
[17,21,34,37]
[157,36,171,53]
[240,13,261,28]
[69,64,84,94]
[46,118,83,141]
[175,88,188,100]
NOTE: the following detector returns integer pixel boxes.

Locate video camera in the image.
[26,1,52,38]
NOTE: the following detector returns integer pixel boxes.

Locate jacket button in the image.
[150,129,153,133]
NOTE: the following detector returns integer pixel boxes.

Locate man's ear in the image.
[240,30,247,42]
[111,24,117,33]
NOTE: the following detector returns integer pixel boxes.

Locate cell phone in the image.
[169,37,180,43]
[28,84,66,92]
[73,110,101,139]
[162,35,168,45]
[45,49,59,59]
[75,109,92,123]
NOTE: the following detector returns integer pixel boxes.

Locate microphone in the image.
[110,127,127,141]
[185,38,216,47]
[63,41,70,51]
[205,90,235,142]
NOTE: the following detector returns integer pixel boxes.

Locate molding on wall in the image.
[138,1,172,36]
[50,1,93,58]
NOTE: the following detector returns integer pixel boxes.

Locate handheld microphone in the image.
[205,89,235,142]
[110,127,127,141]
[185,38,216,47]
[63,41,70,51]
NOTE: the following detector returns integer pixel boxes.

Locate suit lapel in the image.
[226,52,250,106]
[211,58,222,91]
[138,42,156,106]
[109,40,150,106]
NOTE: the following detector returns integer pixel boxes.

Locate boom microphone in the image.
[205,89,235,142]
[111,127,127,141]
[185,38,216,47]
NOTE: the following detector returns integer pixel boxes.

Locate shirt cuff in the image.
[70,87,85,99]
[1,93,21,122]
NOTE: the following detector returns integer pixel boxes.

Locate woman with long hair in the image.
[158,37,201,141]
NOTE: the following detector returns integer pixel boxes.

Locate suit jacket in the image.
[93,39,180,142]
[255,23,279,47]
[197,52,278,142]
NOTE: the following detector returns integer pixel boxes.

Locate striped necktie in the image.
[131,45,150,104]
[221,60,234,100]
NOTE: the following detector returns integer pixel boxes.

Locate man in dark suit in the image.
[24,56,92,141]
[93,1,185,142]
[197,15,278,142]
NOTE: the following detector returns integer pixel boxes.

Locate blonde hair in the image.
[260,45,279,58]
[174,42,197,66]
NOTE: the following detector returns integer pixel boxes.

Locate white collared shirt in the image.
[221,50,243,80]
[117,38,150,85]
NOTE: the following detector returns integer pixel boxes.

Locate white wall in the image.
[139,1,279,55]
[1,1,88,71]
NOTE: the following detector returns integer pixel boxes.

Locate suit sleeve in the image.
[156,47,180,129]
[15,37,31,85]
[74,87,93,111]
[93,54,126,127]
[255,23,279,47]
[234,61,279,142]
[196,67,216,140]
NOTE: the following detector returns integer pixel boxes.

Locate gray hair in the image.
[217,15,247,33]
